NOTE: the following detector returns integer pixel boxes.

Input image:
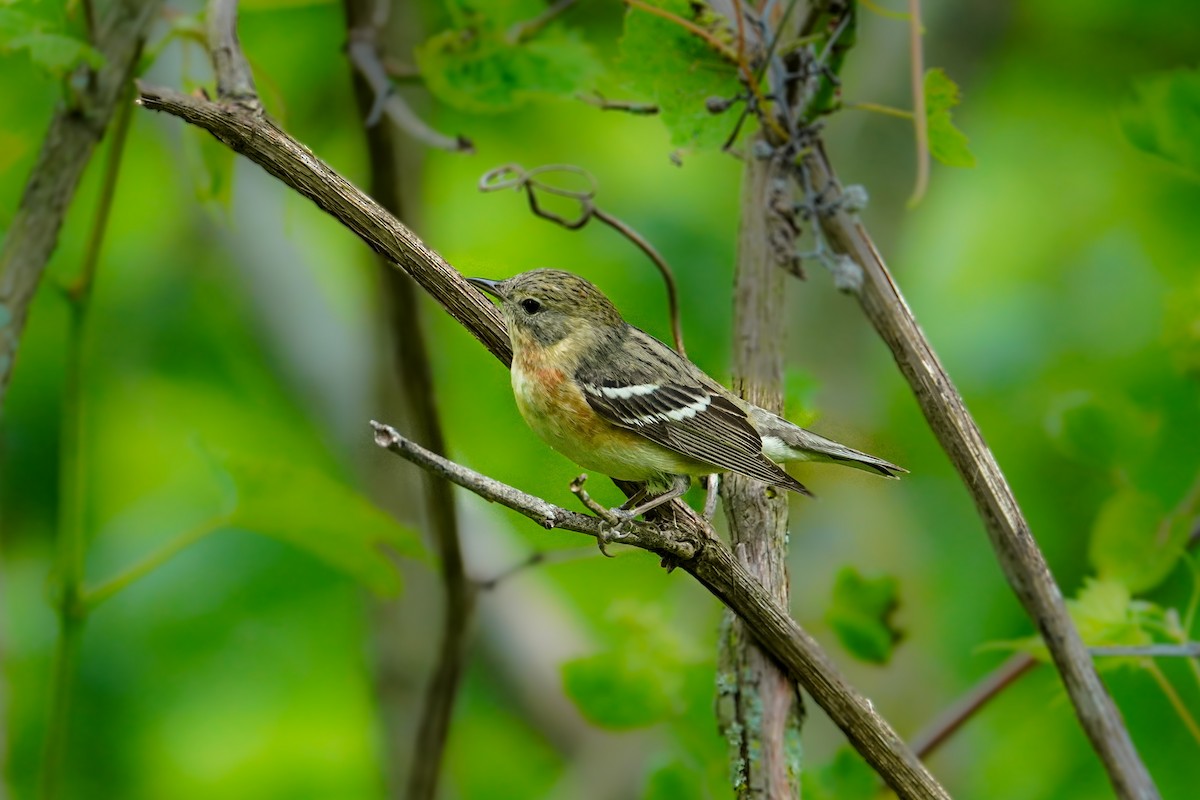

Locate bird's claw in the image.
[597,508,636,557]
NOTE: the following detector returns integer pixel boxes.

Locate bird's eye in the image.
[520,298,543,314]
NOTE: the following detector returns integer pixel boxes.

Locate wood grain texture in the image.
[805,142,1158,800]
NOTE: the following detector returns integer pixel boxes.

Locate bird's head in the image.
[468,269,625,348]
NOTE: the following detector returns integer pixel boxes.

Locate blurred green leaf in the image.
[1119,66,1200,175]
[826,567,903,665]
[1068,578,1153,661]
[1045,391,1156,470]
[416,15,599,114]
[800,748,877,800]
[925,68,976,168]
[642,757,704,800]
[785,368,820,428]
[619,0,741,148]
[213,452,424,595]
[1090,488,1190,593]
[561,601,689,729]
[0,9,104,78]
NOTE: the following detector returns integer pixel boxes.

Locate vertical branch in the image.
[38,78,140,800]
[0,0,162,410]
[717,144,802,797]
[343,2,474,799]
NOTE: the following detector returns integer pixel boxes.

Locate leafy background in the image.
[1,0,1198,798]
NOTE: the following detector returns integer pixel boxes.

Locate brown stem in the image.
[342,3,473,799]
[0,0,163,411]
[206,0,260,109]
[911,653,1038,760]
[803,141,1159,799]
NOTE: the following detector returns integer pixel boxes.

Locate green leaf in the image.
[619,0,742,148]
[800,749,878,800]
[561,602,689,729]
[642,758,704,800]
[0,10,104,78]
[1045,390,1156,469]
[212,452,425,595]
[826,567,903,665]
[1119,67,1200,175]
[924,68,976,168]
[1090,488,1189,593]
[415,17,598,114]
[1067,578,1152,652]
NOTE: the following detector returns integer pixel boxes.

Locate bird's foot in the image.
[597,508,636,558]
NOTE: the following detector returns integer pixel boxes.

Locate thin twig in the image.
[1091,644,1200,658]
[346,26,473,153]
[137,84,950,799]
[479,163,686,355]
[1144,661,1200,747]
[577,92,660,116]
[905,0,928,207]
[81,518,226,610]
[372,419,948,798]
[911,653,1037,760]
[207,0,260,109]
[475,546,604,590]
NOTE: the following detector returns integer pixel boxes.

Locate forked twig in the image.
[479,163,687,355]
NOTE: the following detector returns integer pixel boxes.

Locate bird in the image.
[468,269,904,528]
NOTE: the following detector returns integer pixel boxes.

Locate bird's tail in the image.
[748,407,907,478]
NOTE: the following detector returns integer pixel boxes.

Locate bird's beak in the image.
[467,277,505,300]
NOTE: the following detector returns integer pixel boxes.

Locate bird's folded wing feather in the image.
[576,333,809,493]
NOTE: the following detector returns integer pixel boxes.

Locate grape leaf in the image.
[925,68,976,168]
[1045,390,1156,469]
[212,452,425,595]
[416,14,598,114]
[826,567,903,665]
[618,0,742,148]
[1119,67,1200,176]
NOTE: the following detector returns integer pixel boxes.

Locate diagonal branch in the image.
[802,141,1159,799]
[371,420,948,799]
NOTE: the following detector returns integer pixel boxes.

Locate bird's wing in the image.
[576,329,810,494]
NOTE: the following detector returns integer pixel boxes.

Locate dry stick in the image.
[134,86,949,798]
[911,653,1038,760]
[0,0,163,411]
[341,2,474,799]
[371,422,949,800]
[803,142,1159,800]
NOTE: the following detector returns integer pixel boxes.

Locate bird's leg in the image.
[701,473,720,521]
[609,474,691,523]
[617,486,650,512]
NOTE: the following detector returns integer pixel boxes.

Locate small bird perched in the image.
[468,269,903,525]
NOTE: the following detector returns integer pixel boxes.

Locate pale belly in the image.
[511,364,711,485]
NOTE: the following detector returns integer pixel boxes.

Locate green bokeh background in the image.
[2,0,1198,798]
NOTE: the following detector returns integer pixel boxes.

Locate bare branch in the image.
[905,0,928,206]
[475,546,603,590]
[0,0,163,411]
[206,0,260,109]
[577,91,660,116]
[371,421,949,799]
[346,26,473,153]
[137,84,512,364]
[803,141,1159,800]
[911,653,1037,760]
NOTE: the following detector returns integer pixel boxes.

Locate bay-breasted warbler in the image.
[468,269,903,522]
